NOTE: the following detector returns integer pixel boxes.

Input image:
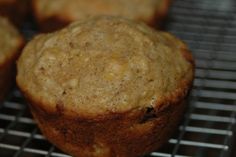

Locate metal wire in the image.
[0,0,236,156]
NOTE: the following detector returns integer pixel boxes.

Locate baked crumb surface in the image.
[0,17,21,65]
[17,16,193,117]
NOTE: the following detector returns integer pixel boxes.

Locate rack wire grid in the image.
[0,0,236,157]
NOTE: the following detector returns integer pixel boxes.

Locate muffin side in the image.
[20,73,193,157]
[25,93,188,157]
[17,16,194,157]
[0,45,22,101]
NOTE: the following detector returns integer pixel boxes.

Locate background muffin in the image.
[32,0,171,32]
[17,16,194,157]
[0,17,24,102]
[0,0,30,26]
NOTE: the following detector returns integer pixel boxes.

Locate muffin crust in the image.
[17,16,194,157]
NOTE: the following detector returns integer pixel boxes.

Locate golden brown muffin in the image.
[0,0,30,26]
[0,17,23,102]
[32,0,171,32]
[17,16,194,157]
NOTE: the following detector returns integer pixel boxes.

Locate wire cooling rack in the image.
[0,0,236,156]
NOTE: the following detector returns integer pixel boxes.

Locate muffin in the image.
[17,16,194,157]
[0,0,30,26]
[0,17,24,102]
[32,0,171,32]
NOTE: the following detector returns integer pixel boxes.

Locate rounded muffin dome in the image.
[17,16,193,118]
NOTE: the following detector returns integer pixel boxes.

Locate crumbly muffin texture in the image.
[17,16,193,118]
[33,0,168,28]
[17,16,194,157]
[0,17,21,65]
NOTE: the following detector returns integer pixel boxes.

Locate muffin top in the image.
[17,16,194,118]
[0,17,22,65]
[34,0,166,24]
